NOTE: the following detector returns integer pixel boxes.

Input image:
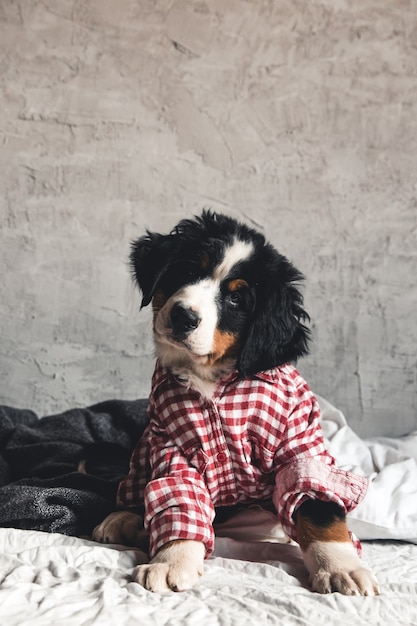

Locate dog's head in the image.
[130,211,310,377]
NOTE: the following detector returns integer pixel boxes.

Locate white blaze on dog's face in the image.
[153,238,255,367]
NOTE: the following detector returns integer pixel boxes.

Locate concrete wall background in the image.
[1,0,416,437]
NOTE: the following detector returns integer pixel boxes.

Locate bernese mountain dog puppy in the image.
[93,210,379,596]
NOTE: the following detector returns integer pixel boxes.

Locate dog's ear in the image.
[238,252,310,376]
[130,232,173,308]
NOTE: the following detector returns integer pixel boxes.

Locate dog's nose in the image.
[170,303,200,336]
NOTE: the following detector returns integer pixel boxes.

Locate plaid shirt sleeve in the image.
[117,367,215,558]
[143,425,216,558]
[271,377,368,546]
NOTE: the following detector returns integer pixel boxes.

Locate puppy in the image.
[93,211,378,596]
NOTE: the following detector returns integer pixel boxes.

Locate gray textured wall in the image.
[1,0,416,437]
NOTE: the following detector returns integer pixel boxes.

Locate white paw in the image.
[133,539,205,593]
[92,510,148,549]
[303,541,379,596]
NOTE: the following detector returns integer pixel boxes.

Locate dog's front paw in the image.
[304,542,379,596]
[92,510,148,549]
[311,564,379,596]
[133,539,205,593]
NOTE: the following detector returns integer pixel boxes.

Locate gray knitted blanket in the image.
[0,399,149,537]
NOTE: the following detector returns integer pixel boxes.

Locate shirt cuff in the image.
[273,457,369,543]
[148,508,215,558]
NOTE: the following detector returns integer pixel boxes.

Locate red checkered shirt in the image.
[117,362,368,558]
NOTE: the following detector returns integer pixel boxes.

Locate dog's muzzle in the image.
[170,303,201,339]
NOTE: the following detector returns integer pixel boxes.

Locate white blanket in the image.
[1,396,417,625]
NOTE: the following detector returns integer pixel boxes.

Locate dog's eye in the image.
[225,291,243,307]
[224,279,249,309]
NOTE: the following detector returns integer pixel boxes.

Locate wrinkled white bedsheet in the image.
[1,528,416,626]
[1,396,417,625]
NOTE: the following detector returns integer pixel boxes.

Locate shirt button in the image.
[216,452,227,463]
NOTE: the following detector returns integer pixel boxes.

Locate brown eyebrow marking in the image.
[227,279,249,291]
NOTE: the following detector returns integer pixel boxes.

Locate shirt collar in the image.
[152,360,280,392]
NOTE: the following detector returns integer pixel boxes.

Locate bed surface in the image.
[1,526,416,626]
